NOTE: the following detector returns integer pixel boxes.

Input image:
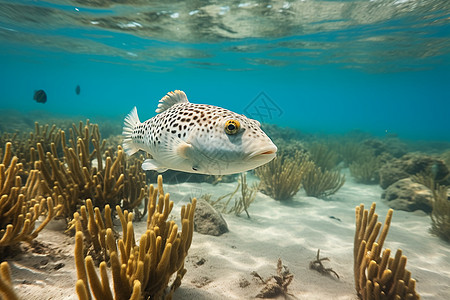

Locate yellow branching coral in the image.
[70,198,115,265]
[36,121,147,219]
[75,175,196,300]
[354,203,420,300]
[0,122,62,177]
[0,142,62,254]
[0,261,19,300]
[302,164,345,198]
[256,151,314,200]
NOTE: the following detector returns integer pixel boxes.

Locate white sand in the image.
[5,170,450,300]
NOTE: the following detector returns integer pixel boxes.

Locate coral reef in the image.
[0,122,62,177]
[75,175,196,300]
[361,138,407,159]
[354,203,420,300]
[430,185,450,242]
[379,153,449,189]
[256,151,314,200]
[0,261,19,300]
[302,164,345,198]
[35,120,147,220]
[0,142,62,255]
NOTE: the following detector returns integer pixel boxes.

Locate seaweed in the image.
[430,184,450,242]
[256,151,314,201]
[302,163,345,198]
[200,173,258,218]
[307,142,340,171]
[349,154,381,184]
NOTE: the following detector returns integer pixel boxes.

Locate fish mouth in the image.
[247,146,277,160]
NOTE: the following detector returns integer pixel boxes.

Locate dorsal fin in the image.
[155,90,189,114]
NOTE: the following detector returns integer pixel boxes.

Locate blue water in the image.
[1,0,449,140]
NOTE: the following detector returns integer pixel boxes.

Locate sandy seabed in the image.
[5,170,450,300]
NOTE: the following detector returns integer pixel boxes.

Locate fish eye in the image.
[224,119,240,135]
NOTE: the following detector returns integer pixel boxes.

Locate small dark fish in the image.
[329,216,342,222]
[33,89,47,104]
[75,85,80,95]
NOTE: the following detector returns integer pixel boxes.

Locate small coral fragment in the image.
[309,249,339,279]
[252,258,294,298]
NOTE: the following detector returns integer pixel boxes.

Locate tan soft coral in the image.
[75,175,196,300]
[36,121,147,220]
[354,203,420,300]
[0,142,62,254]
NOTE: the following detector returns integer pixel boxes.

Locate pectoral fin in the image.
[142,159,168,173]
[176,142,193,159]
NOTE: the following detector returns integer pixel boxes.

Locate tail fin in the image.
[122,107,141,156]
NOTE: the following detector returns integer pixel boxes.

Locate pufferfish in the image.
[122,90,277,175]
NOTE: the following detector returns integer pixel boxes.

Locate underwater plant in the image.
[201,173,258,218]
[441,150,450,169]
[307,142,340,171]
[75,175,196,300]
[430,184,450,242]
[335,142,374,167]
[255,151,314,201]
[233,173,258,218]
[354,203,420,300]
[0,142,62,256]
[349,154,382,184]
[302,163,345,198]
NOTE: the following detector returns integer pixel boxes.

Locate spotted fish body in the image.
[123,90,277,175]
